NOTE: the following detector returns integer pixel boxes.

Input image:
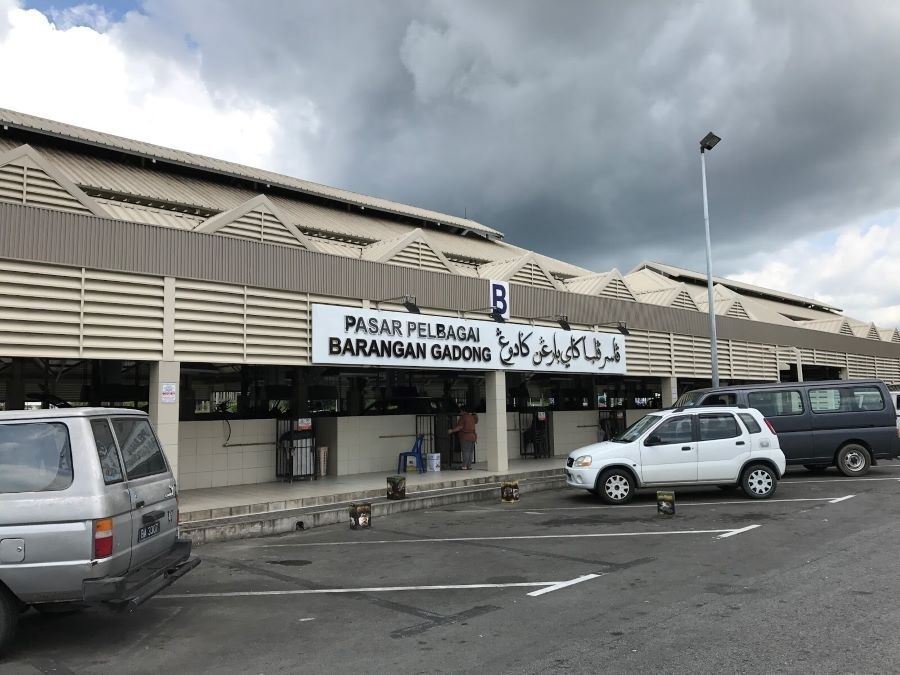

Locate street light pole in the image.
[699,131,721,387]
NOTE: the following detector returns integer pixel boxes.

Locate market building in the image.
[1,108,898,493]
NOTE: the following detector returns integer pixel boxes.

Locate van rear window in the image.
[0,422,73,494]
[809,386,885,413]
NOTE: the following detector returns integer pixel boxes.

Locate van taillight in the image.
[764,418,777,435]
[94,518,113,559]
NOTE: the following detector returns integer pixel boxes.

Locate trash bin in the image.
[387,475,406,500]
[501,480,520,503]
[349,503,372,529]
[426,453,441,472]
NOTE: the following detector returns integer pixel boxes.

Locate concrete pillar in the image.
[483,370,508,473]
[150,361,180,481]
[794,348,804,383]
[838,366,849,380]
[6,358,26,410]
[661,376,678,408]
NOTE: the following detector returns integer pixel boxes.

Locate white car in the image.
[566,406,786,504]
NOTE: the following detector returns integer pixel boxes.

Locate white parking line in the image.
[158,581,560,599]
[527,574,603,597]
[781,477,900,484]
[259,528,743,548]
[443,495,853,514]
[717,524,761,539]
[828,495,855,504]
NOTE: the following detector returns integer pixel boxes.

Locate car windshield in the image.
[612,415,661,443]
[674,390,705,407]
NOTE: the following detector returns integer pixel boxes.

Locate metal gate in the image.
[518,409,553,458]
[597,409,626,442]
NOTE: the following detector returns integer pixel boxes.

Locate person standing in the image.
[448,406,478,470]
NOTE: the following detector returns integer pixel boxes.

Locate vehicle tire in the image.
[596,468,635,505]
[804,465,829,474]
[741,463,777,499]
[836,444,871,477]
[0,586,19,657]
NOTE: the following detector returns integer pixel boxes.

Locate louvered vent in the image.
[0,260,81,356]
[598,278,635,301]
[388,241,451,273]
[0,162,92,214]
[672,335,712,377]
[726,302,749,320]
[510,262,556,289]
[847,354,876,378]
[174,280,246,362]
[839,323,854,336]
[219,209,306,248]
[866,325,880,340]
[82,270,164,359]
[893,332,900,344]
[876,357,900,383]
[672,291,698,310]
[245,288,310,364]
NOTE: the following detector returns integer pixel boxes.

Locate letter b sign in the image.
[489,280,510,320]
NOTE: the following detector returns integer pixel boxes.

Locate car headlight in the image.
[573,455,592,468]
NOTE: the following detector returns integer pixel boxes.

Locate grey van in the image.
[0,408,199,655]
[675,379,900,476]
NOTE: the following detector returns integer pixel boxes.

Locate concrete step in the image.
[179,471,565,545]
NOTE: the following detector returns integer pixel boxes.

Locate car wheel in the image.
[596,468,635,505]
[836,444,871,477]
[804,465,829,474]
[0,586,19,656]
[741,463,777,499]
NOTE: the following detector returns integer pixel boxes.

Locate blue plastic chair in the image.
[397,434,426,474]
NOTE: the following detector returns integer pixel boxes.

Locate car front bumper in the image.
[565,466,601,490]
[82,538,200,611]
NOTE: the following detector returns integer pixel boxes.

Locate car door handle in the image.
[165,485,176,498]
[681,446,692,451]
[135,500,145,509]
[736,441,746,446]
[142,510,165,525]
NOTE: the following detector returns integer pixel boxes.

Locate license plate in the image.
[138,521,161,542]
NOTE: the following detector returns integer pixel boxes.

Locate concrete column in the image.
[838,366,849,380]
[483,370,508,473]
[794,348,804,383]
[660,376,678,408]
[6,358,26,410]
[150,361,180,481]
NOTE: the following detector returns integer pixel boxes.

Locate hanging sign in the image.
[311,304,626,374]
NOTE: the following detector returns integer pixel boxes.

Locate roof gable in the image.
[195,195,319,251]
[565,269,635,301]
[360,229,456,274]
[477,253,563,290]
[633,283,699,311]
[0,144,107,217]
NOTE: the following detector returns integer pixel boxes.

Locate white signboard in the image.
[160,382,177,404]
[312,304,626,374]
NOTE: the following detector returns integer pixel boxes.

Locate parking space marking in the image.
[158,581,561,599]
[716,524,761,539]
[441,495,856,514]
[526,573,603,597]
[781,477,900,484]
[259,527,753,549]
[828,494,855,504]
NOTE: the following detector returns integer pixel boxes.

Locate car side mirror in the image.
[645,435,661,446]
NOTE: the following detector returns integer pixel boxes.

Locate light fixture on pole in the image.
[700,131,721,386]
[534,314,572,331]
[464,307,506,323]
[376,294,420,314]
[597,321,630,336]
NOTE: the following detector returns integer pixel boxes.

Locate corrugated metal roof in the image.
[0,107,502,238]
[93,199,202,230]
[624,268,680,294]
[633,285,696,309]
[631,261,843,313]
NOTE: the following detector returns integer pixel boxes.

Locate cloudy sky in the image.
[2,0,900,325]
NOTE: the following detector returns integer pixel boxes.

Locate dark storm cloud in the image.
[126,0,900,275]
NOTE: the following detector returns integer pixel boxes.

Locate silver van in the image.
[0,408,199,655]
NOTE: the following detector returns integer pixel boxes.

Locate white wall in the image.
[178,419,277,489]
[552,411,600,456]
[332,414,418,475]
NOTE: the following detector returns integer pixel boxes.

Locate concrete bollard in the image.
[500,480,520,503]
[387,475,406,500]
[349,503,372,529]
[656,490,675,515]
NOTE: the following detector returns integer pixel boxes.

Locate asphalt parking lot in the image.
[6,464,900,675]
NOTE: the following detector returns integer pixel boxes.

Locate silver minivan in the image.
[0,408,199,655]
